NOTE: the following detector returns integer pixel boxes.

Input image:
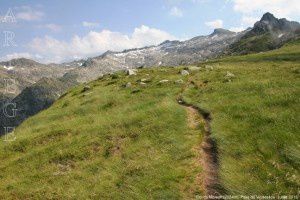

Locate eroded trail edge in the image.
[177,97,224,197]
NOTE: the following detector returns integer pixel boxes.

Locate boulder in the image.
[205,65,214,70]
[125,82,132,88]
[188,66,200,71]
[181,70,189,76]
[175,79,184,84]
[82,85,91,92]
[140,78,148,82]
[159,80,169,84]
[225,71,235,78]
[126,69,137,76]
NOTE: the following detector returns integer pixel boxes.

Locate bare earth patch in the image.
[183,103,224,198]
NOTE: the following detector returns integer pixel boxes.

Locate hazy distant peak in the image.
[0,58,42,67]
[211,28,235,36]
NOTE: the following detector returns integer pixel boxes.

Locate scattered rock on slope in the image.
[225,71,235,78]
[126,69,137,76]
[181,70,190,76]
[159,80,169,84]
[175,79,184,84]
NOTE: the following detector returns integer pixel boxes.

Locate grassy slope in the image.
[0,40,299,199]
[229,33,277,55]
[0,69,202,199]
[185,40,300,195]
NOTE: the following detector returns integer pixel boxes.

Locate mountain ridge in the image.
[1,12,299,134]
[228,12,300,54]
[1,12,299,69]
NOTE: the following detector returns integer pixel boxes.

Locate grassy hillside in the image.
[0,40,299,199]
[0,77,78,136]
[0,70,202,199]
[228,33,277,54]
[185,40,300,195]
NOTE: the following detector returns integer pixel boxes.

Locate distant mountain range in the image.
[64,28,244,82]
[0,12,299,135]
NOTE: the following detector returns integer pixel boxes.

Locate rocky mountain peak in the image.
[160,40,172,45]
[159,40,181,47]
[260,12,277,23]
[211,28,234,36]
[251,12,300,35]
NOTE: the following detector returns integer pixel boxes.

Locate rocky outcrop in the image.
[229,12,300,54]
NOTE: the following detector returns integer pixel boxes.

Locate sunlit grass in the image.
[0,40,299,199]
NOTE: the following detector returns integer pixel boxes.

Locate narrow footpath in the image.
[177,82,225,198]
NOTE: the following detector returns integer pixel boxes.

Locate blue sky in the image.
[0,0,300,63]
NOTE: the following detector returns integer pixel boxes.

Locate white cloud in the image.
[0,52,42,61]
[232,0,300,19]
[229,27,244,32]
[82,21,100,28]
[15,6,44,21]
[230,0,300,33]
[169,6,183,17]
[241,16,259,27]
[205,19,223,29]
[44,24,62,32]
[27,25,177,63]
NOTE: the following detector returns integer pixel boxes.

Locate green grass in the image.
[184,40,300,195]
[229,33,277,54]
[222,38,300,63]
[0,68,202,199]
[0,40,299,199]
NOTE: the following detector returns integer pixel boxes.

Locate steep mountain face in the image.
[0,59,79,135]
[0,93,11,113]
[251,12,300,34]
[0,67,32,97]
[0,58,74,97]
[0,77,77,135]
[65,28,244,82]
[229,12,300,54]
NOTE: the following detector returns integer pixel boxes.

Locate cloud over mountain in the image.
[28,25,177,63]
[232,0,300,18]
[205,19,223,29]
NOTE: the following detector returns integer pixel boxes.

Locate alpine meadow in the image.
[0,1,299,199]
